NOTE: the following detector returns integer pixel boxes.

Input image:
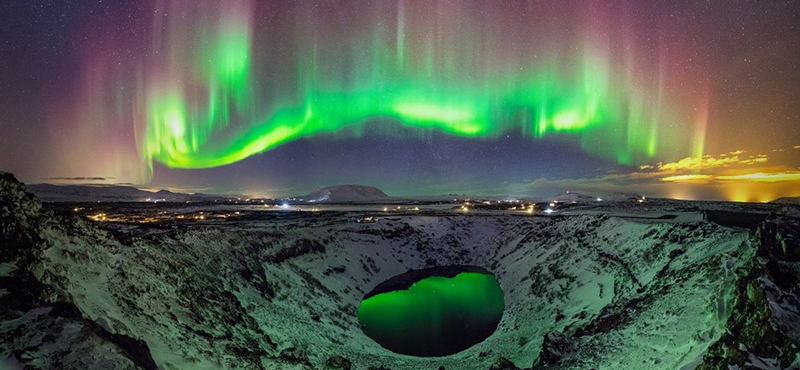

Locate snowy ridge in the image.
[301,185,389,202]
[1,172,799,369]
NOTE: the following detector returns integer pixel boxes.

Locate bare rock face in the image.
[303,185,388,202]
[489,358,520,370]
[537,331,574,366]
[362,265,491,299]
[696,215,800,369]
[0,172,45,265]
[325,355,352,369]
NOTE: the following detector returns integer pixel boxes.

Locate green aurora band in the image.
[134,1,708,175]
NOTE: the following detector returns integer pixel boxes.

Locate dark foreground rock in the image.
[534,331,574,367]
[1,173,157,369]
[696,214,800,369]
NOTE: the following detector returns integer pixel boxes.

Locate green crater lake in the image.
[357,269,505,357]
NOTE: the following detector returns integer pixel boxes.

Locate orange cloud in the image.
[739,156,768,165]
[507,146,800,202]
[656,152,766,172]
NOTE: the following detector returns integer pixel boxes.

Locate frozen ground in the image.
[1,172,798,369]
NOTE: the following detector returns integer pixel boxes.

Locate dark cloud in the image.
[46,176,114,181]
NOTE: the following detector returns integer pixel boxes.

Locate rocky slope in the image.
[1,173,157,369]
[694,214,800,370]
[1,172,798,369]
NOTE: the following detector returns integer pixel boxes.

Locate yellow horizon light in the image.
[661,174,713,182]
[717,172,800,183]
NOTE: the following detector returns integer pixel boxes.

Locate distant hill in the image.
[25,183,223,203]
[302,185,389,202]
[549,191,641,203]
[771,196,800,205]
[551,192,597,203]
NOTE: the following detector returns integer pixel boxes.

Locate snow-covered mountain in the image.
[1,172,798,369]
[302,185,389,202]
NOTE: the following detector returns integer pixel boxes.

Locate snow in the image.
[2,173,796,370]
[9,212,752,369]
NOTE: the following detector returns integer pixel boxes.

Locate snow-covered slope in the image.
[2,172,798,369]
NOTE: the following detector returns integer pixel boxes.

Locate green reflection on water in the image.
[357,272,505,357]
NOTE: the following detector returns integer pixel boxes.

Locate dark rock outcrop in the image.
[266,238,326,264]
[325,355,352,369]
[363,265,493,299]
[489,358,521,370]
[0,172,159,370]
[537,331,574,366]
[696,214,800,369]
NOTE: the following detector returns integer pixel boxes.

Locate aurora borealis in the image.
[1,1,799,200]
[140,0,704,169]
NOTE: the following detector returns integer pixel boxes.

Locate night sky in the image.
[1,1,799,200]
